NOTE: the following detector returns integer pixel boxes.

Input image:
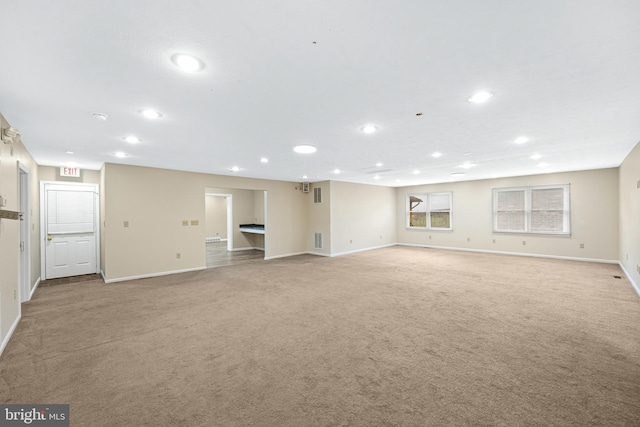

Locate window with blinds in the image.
[406,192,453,230]
[493,184,570,235]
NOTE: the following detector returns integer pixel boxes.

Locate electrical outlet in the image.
[379,235,382,239]
[123,220,129,228]
[429,235,432,239]
[492,239,496,243]
[349,239,352,244]
[467,237,470,242]
[522,240,527,245]
[191,220,199,226]
[176,253,181,259]
[182,220,189,226]
[579,243,584,249]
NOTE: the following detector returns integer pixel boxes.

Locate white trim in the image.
[18,162,31,303]
[228,247,264,252]
[397,242,618,264]
[264,251,309,260]
[103,266,207,284]
[306,251,331,257]
[30,277,41,300]
[329,243,396,258]
[619,263,640,298]
[0,314,21,357]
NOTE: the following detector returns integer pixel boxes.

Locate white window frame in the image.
[406,192,453,231]
[492,184,570,235]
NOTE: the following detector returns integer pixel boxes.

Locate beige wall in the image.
[103,164,306,281]
[396,168,619,262]
[619,141,640,291]
[0,113,40,352]
[205,195,228,240]
[330,181,397,255]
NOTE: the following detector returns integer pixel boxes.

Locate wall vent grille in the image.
[313,186,322,204]
[314,232,323,249]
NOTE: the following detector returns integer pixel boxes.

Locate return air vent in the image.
[313,186,322,204]
[314,232,323,249]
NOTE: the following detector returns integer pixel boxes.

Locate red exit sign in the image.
[60,166,80,177]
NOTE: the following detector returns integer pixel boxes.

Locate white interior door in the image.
[43,183,98,279]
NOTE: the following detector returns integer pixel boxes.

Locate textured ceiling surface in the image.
[1,1,639,186]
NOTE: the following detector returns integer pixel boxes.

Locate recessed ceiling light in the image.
[91,112,108,121]
[530,154,542,160]
[66,151,74,155]
[468,91,494,103]
[123,135,140,144]
[451,172,467,177]
[375,162,383,167]
[373,175,381,180]
[463,152,472,156]
[459,161,475,169]
[333,169,341,174]
[171,54,205,72]
[413,170,420,175]
[231,166,240,172]
[260,157,268,163]
[293,145,317,154]
[514,136,530,144]
[361,125,378,134]
[140,109,163,119]
[115,152,127,158]
[302,175,308,179]
[431,152,442,158]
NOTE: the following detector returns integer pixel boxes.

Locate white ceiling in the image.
[1,1,639,187]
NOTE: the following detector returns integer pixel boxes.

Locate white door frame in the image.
[40,181,101,280]
[18,163,30,302]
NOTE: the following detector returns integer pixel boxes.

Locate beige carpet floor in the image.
[1,246,639,426]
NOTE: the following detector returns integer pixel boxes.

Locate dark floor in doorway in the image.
[39,274,104,287]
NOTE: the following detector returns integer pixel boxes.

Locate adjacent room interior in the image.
[0,2,639,425]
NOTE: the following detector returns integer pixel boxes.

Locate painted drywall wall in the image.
[205,195,228,240]
[619,141,640,292]
[0,112,40,355]
[102,163,306,281]
[254,190,265,224]
[396,168,619,262]
[306,181,331,255]
[330,181,397,255]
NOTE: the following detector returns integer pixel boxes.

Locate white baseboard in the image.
[30,277,41,299]
[397,243,619,264]
[0,313,21,357]
[306,251,331,257]
[103,266,207,284]
[264,251,309,260]
[229,247,264,252]
[619,263,640,299]
[329,243,396,258]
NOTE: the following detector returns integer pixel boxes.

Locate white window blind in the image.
[493,185,570,235]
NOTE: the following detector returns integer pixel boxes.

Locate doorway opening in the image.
[18,163,30,302]
[40,182,100,280]
[204,189,267,268]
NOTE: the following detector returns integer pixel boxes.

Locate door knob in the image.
[47,235,52,241]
